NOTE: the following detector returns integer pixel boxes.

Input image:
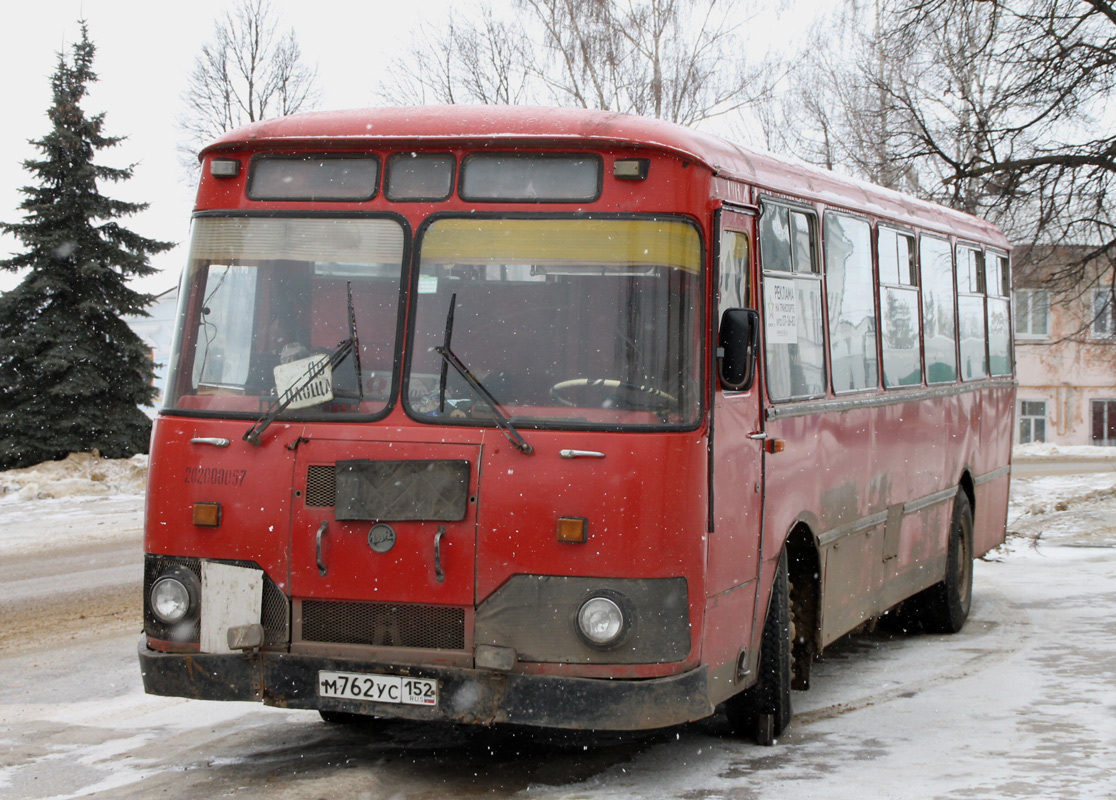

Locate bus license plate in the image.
[318,671,438,706]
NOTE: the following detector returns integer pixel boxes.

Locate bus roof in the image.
[201,106,1008,249]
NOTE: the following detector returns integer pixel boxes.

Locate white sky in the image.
[0,0,457,295]
[0,0,801,297]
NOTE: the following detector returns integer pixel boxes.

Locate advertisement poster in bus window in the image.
[764,277,798,344]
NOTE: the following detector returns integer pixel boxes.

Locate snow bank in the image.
[0,452,147,503]
[1013,442,1116,461]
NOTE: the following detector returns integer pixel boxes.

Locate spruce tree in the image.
[0,23,173,470]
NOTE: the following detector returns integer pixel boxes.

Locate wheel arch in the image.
[784,522,820,691]
[958,469,976,516]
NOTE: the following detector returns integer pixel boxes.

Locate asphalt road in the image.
[0,539,140,657]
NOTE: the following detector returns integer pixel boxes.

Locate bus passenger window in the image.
[921,235,958,383]
[760,201,825,401]
[957,246,989,380]
[825,213,877,393]
[879,227,922,388]
[987,252,1013,376]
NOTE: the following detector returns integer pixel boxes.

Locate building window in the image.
[1019,400,1047,444]
[1093,400,1116,446]
[1014,289,1050,338]
[1094,289,1116,338]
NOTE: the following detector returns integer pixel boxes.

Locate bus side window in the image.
[957,245,989,380]
[718,229,750,320]
[825,213,877,393]
[879,227,922,388]
[920,235,959,384]
[986,252,1013,376]
[760,202,826,401]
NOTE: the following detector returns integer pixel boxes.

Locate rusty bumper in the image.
[137,639,713,730]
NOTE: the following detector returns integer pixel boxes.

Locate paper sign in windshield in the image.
[764,278,799,345]
[274,354,333,409]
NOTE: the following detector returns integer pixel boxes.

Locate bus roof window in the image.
[247,155,380,201]
[460,154,601,202]
[386,153,455,201]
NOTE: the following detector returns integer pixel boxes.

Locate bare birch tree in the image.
[377,5,532,106]
[376,0,777,128]
[877,0,1116,334]
[178,0,320,175]
[776,0,1116,343]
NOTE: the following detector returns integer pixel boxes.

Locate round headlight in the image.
[578,596,625,646]
[150,576,192,624]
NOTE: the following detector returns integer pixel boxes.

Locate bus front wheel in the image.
[319,710,376,726]
[725,548,793,745]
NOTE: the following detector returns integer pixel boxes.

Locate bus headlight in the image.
[577,596,626,647]
[150,575,194,624]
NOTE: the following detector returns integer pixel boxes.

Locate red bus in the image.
[139,107,1014,743]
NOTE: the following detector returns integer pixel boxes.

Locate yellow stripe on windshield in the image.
[421,218,702,273]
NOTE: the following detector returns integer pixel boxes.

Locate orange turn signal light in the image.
[193,502,222,527]
[556,516,588,544]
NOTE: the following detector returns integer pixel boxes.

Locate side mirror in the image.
[718,308,759,391]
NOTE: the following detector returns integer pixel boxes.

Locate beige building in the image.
[1013,247,1116,446]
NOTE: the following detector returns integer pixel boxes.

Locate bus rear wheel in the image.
[913,489,974,634]
[725,548,793,745]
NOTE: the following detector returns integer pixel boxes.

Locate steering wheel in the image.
[549,378,677,411]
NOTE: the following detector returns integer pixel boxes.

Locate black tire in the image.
[318,709,374,725]
[915,490,974,634]
[725,549,793,745]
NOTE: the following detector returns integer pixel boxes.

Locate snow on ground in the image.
[0,452,147,502]
[1006,446,1116,552]
[0,453,147,554]
[1013,441,1116,461]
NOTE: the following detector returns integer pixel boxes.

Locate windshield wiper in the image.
[434,294,533,456]
[243,283,363,446]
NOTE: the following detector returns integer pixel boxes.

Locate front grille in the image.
[143,555,290,646]
[305,464,336,507]
[301,600,465,650]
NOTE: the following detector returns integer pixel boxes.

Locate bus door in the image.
[706,208,766,682]
[288,436,481,632]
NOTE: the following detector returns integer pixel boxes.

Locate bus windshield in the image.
[164,216,405,417]
[405,217,702,428]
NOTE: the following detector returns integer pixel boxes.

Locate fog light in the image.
[150,576,192,624]
[578,596,625,646]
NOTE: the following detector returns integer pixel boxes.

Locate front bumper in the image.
[138,639,714,730]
